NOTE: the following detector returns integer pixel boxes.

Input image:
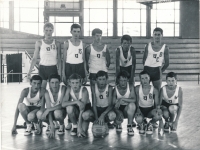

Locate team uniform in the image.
[88,44,108,80]
[24,87,42,111]
[115,83,130,115]
[65,40,85,79]
[144,42,165,81]
[94,83,110,117]
[161,85,179,109]
[118,46,133,77]
[138,85,155,117]
[39,39,58,80]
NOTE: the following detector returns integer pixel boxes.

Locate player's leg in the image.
[75,63,86,85]
[82,109,94,132]
[152,79,162,92]
[54,109,66,134]
[36,109,50,134]
[161,102,171,131]
[168,105,178,131]
[135,109,146,134]
[125,103,136,135]
[89,73,96,87]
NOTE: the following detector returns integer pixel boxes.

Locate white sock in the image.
[73,124,77,128]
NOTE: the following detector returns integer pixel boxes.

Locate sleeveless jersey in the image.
[47,85,62,107]
[118,46,132,67]
[89,44,108,73]
[70,86,90,104]
[139,85,154,107]
[66,40,83,64]
[162,85,179,104]
[24,87,41,107]
[115,83,130,105]
[95,83,109,107]
[40,39,57,66]
[144,42,165,67]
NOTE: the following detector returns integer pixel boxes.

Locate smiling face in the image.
[153,31,163,43]
[166,77,177,88]
[140,74,150,86]
[71,28,81,39]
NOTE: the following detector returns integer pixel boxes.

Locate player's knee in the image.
[36,110,43,120]
[27,112,36,122]
[18,103,27,111]
[108,111,116,121]
[162,110,169,119]
[169,105,178,114]
[82,111,90,121]
[127,103,136,111]
[135,114,143,124]
[66,106,74,114]
[54,110,63,120]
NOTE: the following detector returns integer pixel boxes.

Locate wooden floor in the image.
[1,81,200,150]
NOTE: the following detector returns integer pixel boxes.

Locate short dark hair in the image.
[96,71,108,79]
[69,73,82,81]
[30,75,42,83]
[92,28,102,36]
[43,22,54,30]
[121,34,132,44]
[117,70,130,80]
[71,23,81,31]
[166,72,177,80]
[139,70,150,79]
[153,27,163,35]
[49,74,61,82]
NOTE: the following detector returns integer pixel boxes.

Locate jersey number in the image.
[99,95,103,99]
[97,54,100,58]
[30,103,34,106]
[75,54,78,58]
[143,96,147,100]
[168,100,172,103]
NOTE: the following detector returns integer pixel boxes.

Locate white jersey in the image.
[24,87,41,107]
[162,85,179,104]
[70,86,90,103]
[66,40,83,64]
[89,44,108,73]
[95,84,109,107]
[47,85,62,107]
[115,83,130,105]
[144,42,165,67]
[139,85,154,107]
[118,46,132,67]
[40,39,57,66]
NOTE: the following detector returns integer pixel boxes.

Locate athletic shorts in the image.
[161,100,178,109]
[27,106,41,112]
[65,62,85,79]
[120,65,132,78]
[143,66,161,81]
[74,103,92,112]
[139,106,154,117]
[119,105,127,113]
[96,106,108,117]
[39,65,58,80]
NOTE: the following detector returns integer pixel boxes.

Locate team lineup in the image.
[11,23,183,139]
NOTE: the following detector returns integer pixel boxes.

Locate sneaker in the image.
[57,125,65,135]
[132,121,137,127]
[34,121,42,135]
[54,121,60,129]
[127,125,134,136]
[108,122,114,129]
[65,123,72,130]
[24,123,32,136]
[116,124,122,132]
[152,122,158,128]
[46,125,50,134]
[164,122,170,132]
[139,123,145,134]
[70,127,77,136]
[146,122,153,135]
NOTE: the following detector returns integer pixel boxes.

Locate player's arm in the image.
[174,87,183,127]
[82,43,88,76]
[161,45,169,72]
[159,87,164,106]
[115,48,120,77]
[62,41,69,81]
[135,85,141,113]
[85,45,91,73]
[130,47,136,82]
[91,85,98,120]
[56,40,61,76]
[142,44,148,65]
[27,41,41,78]
[40,88,46,109]
[112,88,121,114]
[106,45,110,68]
[153,87,160,109]
[61,86,78,107]
[11,88,28,134]
[120,84,137,103]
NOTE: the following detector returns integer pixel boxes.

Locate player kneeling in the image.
[11,75,45,136]
[113,71,136,135]
[62,74,94,137]
[38,74,67,138]
[160,72,182,132]
[91,71,116,134]
[135,71,162,135]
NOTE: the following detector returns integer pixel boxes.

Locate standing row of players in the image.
[11,70,182,138]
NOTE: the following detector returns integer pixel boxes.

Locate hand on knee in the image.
[27,113,36,122]
[66,106,74,114]
[18,103,27,112]
[169,105,178,114]
[36,110,43,120]
[135,114,143,124]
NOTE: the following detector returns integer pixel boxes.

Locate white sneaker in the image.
[54,121,60,129]
[34,122,42,135]
[57,125,65,135]
[24,123,32,136]
[46,125,50,134]
[65,123,72,130]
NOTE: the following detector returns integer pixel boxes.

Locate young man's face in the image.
[30,80,41,92]
[121,40,131,51]
[153,31,162,43]
[166,77,177,87]
[71,28,81,39]
[140,74,150,86]
[70,79,82,91]
[118,76,128,88]
[93,33,102,43]
[49,78,60,92]
[96,76,107,88]
[44,27,54,37]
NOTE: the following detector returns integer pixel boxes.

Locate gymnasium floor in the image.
[1,81,200,150]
